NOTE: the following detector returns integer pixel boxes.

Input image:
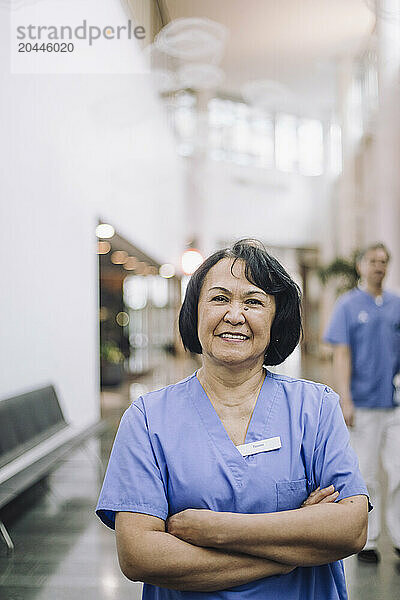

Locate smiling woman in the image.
[96,239,369,600]
[179,239,302,366]
[196,258,276,369]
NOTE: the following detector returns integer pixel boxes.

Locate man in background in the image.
[324,243,400,563]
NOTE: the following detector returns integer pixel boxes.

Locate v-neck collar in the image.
[190,370,280,487]
[357,286,386,307]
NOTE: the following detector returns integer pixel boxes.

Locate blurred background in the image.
[0,0,399,598]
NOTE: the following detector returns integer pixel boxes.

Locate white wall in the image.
[0,1,185,428]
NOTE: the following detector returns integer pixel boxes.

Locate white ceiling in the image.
[164,0,376,117]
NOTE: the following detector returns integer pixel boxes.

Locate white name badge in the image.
[236,436,282,457]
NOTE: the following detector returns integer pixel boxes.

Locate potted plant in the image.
[317,252,359,295]
[100,341,125,387]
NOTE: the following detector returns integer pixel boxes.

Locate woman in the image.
[96,239,369,599]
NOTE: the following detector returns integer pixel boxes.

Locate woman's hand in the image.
[301,485,339,508]
[166,508,218,547]
[167,485,338,546]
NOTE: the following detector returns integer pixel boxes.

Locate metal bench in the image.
[0,385,104,554]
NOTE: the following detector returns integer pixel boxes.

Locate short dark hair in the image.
[178,239,302,366]
[356,242,391,264]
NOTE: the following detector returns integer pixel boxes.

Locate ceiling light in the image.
[123,257,138,271]
[181,249,203,275]
[97,241,111,254]
[116,312,130,327]
[96,223,115,239]
[155,18,227,63]
[111,250,128,264]
[159,263,175,278]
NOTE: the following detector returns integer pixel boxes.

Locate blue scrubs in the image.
[96,370,368,600]
[324,288,400,408]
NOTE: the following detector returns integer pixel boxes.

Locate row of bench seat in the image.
[0,385,104,554]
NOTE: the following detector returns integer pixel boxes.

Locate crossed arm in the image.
[116,511,294,591]
[115,487,368,592]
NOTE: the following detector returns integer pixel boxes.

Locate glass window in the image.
[174,106,196,140]
[209,98,235,127]
[124,276,147,310]
[349,78,363,143]
[329,123,342,176]
[149,276,169,308]
[275,113,298,172]
[252,114,274,168]
[298,119,324,176]
[170,95,328,176]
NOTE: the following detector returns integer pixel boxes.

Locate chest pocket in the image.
[276,478,308,512]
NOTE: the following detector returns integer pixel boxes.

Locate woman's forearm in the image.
[116,513,293,592]
[214,503,366,565]
[168,496,368,567]
[126,531,292,591]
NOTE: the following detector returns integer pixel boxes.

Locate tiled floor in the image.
[0,355,399,599]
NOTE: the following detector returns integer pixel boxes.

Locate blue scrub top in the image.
[96,370,368,600]
[324,288,400,408]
